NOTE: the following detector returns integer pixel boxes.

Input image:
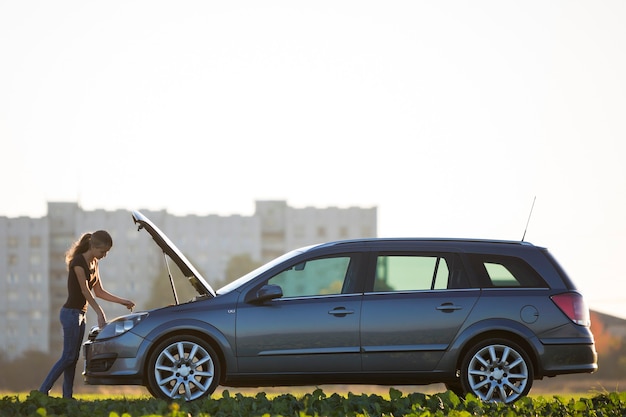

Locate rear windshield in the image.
[466,254,548,288]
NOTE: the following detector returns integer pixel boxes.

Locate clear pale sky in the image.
[1,1,625,319]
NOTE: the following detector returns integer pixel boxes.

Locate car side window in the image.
[484,263,518,286]
[467,254,548,288]
[373,253,468,291]
[268,255,355,298]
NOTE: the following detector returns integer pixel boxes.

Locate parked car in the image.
[83,210,597,403]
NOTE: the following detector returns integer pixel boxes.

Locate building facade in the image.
[0,200,376,360]
[0,215,50,359]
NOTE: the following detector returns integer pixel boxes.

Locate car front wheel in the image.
[146,335,220,401]
[460,338,533,403]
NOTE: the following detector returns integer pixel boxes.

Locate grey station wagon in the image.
[83,211,597,403]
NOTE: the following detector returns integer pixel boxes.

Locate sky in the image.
[1,1,625,319]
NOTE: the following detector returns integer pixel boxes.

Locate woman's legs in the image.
[39,308,86,398]
[62,310,86,398]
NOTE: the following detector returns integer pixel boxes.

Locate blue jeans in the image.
[39,307,86,398]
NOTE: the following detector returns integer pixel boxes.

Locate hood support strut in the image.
[162,252,179,305]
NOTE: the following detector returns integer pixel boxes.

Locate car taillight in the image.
[551,292,591,327]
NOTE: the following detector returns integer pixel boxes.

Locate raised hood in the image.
[132,210,216,298]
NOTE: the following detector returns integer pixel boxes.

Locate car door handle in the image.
[436,303,463,312]
[328,308,355,316]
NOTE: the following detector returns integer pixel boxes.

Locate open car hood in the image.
[132,210,216,298]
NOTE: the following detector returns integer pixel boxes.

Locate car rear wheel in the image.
[444,381,464,397]
[460,338,533,403]
[146,335,220,401]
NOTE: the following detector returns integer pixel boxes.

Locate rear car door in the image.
[236,253,364,374]
[360,251,479,371]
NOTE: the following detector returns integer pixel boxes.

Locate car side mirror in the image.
[253,284,283,303]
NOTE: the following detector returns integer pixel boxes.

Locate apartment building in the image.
[0,215,50,358]
[0,200,376,359]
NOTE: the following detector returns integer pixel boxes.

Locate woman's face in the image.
[92,245,111,260]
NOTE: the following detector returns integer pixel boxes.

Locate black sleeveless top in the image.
[63,254,99,312]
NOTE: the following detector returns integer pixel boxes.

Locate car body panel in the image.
[82,211,597,402]
[235,294,362,373]
[360,289,479,371]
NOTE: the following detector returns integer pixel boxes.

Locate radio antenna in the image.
[521,196,536,242]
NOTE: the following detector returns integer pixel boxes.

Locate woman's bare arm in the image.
[74,266,107,327]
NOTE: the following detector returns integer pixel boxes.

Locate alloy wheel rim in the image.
[154,341,215,400]
[467,344,528,403]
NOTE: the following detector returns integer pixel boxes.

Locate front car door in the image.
[360,251,480,371]
[235,253,365,374]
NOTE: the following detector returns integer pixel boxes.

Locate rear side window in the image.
[373,253,469,291]
[467,254,548,288]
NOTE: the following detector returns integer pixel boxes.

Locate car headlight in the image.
[96,312,148,340]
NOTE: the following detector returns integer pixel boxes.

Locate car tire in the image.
[444,381,464,397]
[460,338,533,403]
[146,335,220,401]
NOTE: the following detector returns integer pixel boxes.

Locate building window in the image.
[30,254,41,266]
[30,236,41,247]
[7,236,18,248]
[28,290,42,301]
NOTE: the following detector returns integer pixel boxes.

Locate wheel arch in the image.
[444,319,545,379]
[457,330,540,378]
[140,319,234,386]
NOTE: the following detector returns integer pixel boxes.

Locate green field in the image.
[0,389,601,402]
[1,388,625,417]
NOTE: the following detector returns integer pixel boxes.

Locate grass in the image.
[1,388,603,403]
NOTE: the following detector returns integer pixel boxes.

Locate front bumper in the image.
[82,331,146,386]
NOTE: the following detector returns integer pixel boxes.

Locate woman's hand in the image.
[122,299,136,312]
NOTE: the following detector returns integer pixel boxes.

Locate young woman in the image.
[39,230,135,399]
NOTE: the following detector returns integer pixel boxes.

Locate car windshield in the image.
[216,246,313,295]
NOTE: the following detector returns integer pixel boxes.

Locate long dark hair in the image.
[65,230,113,267]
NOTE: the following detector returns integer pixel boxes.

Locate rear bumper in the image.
[539,340,597,377]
